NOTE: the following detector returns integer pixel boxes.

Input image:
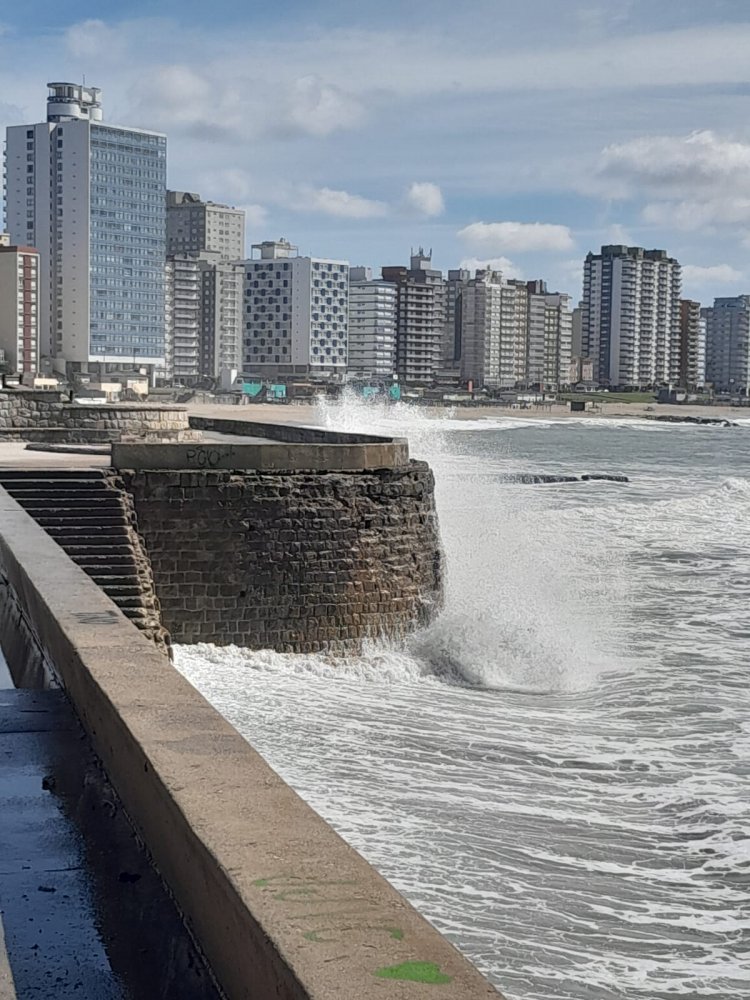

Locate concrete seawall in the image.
[112,434,443,653]
[0,488,502,999]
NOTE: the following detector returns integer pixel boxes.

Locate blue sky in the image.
[3,1,750,303]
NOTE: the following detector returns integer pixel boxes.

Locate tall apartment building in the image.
[166,191,245,260]
[678,299,706,389]
[199,259,244,377]
[347,267,397,378]
[382,250,445,384]
[243,240,348,377]
[459,270,504,388]
[5,83,167,374]
[0,236,40,375]
[164,255,201,382]
[582,245,681,387]
[526,280,573,388]
[703,296,750,394]
[498,280,530,388]
[444,269,470,368]
[164,191,246,382]
[457,271,529,389]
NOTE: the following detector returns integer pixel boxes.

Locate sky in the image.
[3,0,750,303]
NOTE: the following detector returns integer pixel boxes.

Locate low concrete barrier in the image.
[188,414,398,445]
[112,438,410,471]
[0,489,501,999]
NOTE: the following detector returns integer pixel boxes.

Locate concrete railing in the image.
[0,488,502,999]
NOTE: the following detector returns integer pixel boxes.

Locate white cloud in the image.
[599,131,750,199]
[459,256,522,279]
[642,197,750,231]
[65,18,123,58]
[606,223,632,244]
[458,221,574,253]
[236,203,268,230]
[281,75,363,137]
[681,264,744,285]
[598,132,750,234]
[303,187,387,219]
[405,182,444,218]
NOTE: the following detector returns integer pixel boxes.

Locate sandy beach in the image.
[186,398,748,425]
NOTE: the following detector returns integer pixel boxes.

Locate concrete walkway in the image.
[0,686,220,1000]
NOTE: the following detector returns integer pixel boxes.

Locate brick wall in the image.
[121,463,443,653]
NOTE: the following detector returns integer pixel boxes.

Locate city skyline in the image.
[2,2,750,304]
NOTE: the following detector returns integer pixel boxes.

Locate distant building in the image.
[0,239,40,375]
[243,239,348,378]
[5,82,166,375]
[678,299,705,389]
[459,270,504,388]
[569,356,595,385]
[582,245,681,387]
[444,269,470,370]
[458,270,541,389]
[382,250,446,384]
[525,280,573,388]
[164,255,201,383]
[348,267,397,379]
[703,296,750,394]
[571,304,583,356]
[199,259,244,378]
[167,191,245,261]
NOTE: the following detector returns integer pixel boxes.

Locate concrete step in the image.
[0,480,107,492]
[75,552,138,570]
[100,585,149,600]
[36,515,128,528]
[8,489,120,507]
[89,574,143,588]
[81,564,140,587]
[60,544,135,558]
[106,595,154,610]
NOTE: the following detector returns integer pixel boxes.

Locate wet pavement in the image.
[0,686,220,1000]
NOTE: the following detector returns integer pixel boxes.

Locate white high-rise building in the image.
[582,245,681,387]
[243,240,348,377]
[164,256,201,383]
[5,83,167,374]
[167,191,245,261]
[347,267,397,379]
[703,296,750,394]
[526,280,573,388]
[382,250,446,385]
[199,259,244,377]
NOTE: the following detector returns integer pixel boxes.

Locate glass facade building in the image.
[89,126,167,360]
[4,84,167,371]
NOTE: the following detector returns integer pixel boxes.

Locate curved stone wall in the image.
[121,463,443,652]
[0,391,194,442]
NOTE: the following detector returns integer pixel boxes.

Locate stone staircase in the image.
[0,470,170,657]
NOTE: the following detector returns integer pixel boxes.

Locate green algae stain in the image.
[375,961,452,984]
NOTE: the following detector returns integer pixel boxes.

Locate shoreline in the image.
[185,399,748,425]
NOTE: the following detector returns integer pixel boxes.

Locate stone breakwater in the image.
[121,463,443,653]
[0,391,196,442]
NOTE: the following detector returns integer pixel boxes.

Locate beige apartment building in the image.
[0,234,40,375]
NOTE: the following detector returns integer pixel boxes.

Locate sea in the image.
[175,403,750,1000]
